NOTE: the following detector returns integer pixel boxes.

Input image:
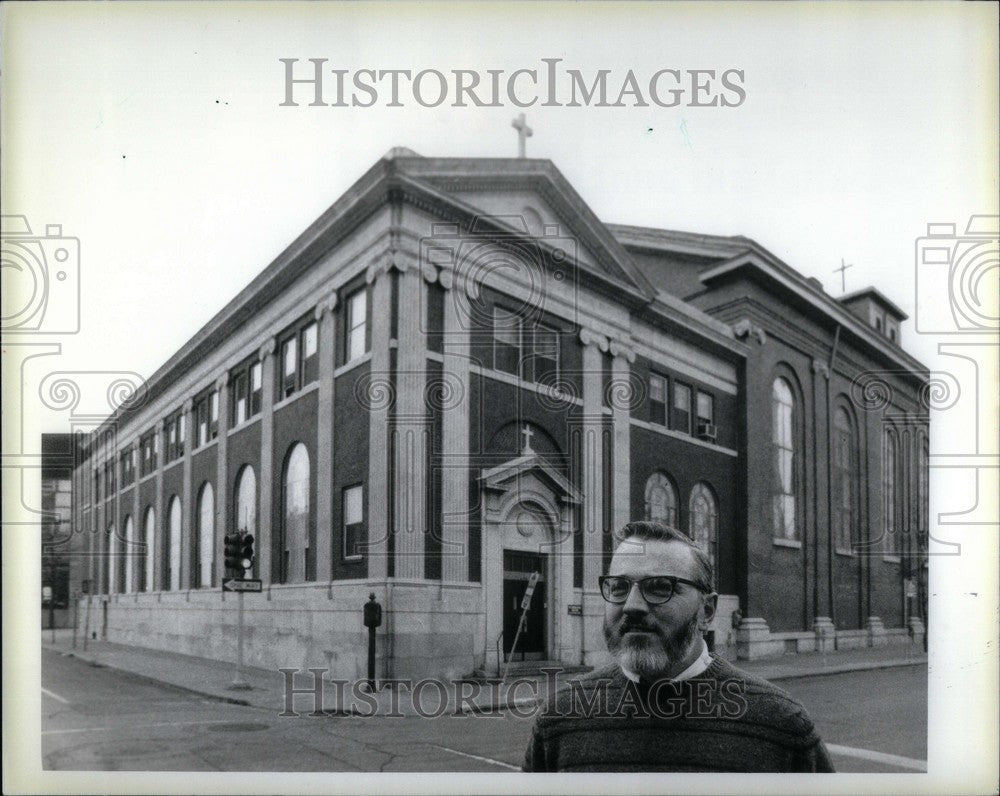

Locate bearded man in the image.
[522,521,834,772]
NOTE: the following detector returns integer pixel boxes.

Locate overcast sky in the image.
[3,3,999,792]
[4,2,996,427]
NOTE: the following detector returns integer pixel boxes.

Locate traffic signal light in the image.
[224,532,241,573]
[240,534,255,574]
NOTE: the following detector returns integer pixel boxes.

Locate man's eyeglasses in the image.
[598,575,707,605]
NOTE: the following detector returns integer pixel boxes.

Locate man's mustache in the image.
[617,617,657,634]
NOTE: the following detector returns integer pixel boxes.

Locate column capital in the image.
[812,357,831,379]
[579,328,609,352]
[366,246,422,284]
[733,318,767,345]
[314,292,338,321]
[608,338,635,364]
[259,336,276,360]
[215,374,228,392]
[182,397,194,412]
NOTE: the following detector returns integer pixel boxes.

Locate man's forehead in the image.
[609,537,699,577]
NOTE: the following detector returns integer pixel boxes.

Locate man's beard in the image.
[604,612,701,681]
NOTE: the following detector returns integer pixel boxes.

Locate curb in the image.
[46,644,927,717]
[51,647,253,707]
[764,658,926,682]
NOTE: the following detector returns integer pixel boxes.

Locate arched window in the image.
[771,377,799,541]
[644,471,678,527]
[234,466,257,578]
[281,444,311,583]
[143,507,155,592]
[123,515,134,593]
[168,496,182,591]
[833,408,857,552]
[883,430,898,558]
[197,482,214,588]
[689,482,718,584]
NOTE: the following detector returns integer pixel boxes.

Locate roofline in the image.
[838,286,909,321]
[700,251,928,377]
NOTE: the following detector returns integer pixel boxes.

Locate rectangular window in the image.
[343,484,364,560]
[530,324,559,384]
[302,322,318,385]
[649,374,667,425]
[281,336,298,399]
[248,363,261,415]
[493,306,521,376]
[673,382,692,434]
[696,391,716,441]
[347,289,367,362]
[194,390,218,449]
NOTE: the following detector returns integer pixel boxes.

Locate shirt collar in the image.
[620,639,712,683]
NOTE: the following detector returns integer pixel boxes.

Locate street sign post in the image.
[223,579,262,593]
[502,572,540,681]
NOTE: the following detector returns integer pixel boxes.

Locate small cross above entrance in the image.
[833,258,854,293]
[521,424,535,454]
[512,113,533,158]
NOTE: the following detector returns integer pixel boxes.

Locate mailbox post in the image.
[363,593,382,692]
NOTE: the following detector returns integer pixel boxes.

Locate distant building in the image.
[70,150,928,678]
[42,433,82,629]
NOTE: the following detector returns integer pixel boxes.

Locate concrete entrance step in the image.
[468,660,592,682]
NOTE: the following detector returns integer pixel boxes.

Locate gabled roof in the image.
[393,155,659,300]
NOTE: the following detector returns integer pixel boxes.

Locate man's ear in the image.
[699,592,718,630]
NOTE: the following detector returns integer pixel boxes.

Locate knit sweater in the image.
[523,656,834,773]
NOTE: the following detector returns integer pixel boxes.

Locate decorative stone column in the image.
[314,294,338,582]
[392,262,428,580]
[214,374,229,588]
[153,419,165,592]
[365,262,393,581]
[131,447,140,594]
[180,397,193,589]
[608,340,635,537]
[580,328,609,664]
[258,338,276,583]
[439,266,470,583]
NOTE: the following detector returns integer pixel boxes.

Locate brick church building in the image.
[69,148,929,679]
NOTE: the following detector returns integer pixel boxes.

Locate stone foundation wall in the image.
[97,580,485,681]
[736,614,926,660]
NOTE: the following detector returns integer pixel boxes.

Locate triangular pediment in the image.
[480,452,583,505]
[391,156,657,300]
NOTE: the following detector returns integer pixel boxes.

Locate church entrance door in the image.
[502,550,547,661]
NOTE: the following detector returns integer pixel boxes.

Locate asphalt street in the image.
[42,647,926,773]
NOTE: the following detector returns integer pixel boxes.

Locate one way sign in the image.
[223,579,262,593]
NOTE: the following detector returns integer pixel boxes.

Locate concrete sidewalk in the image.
[42,630,926,717]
